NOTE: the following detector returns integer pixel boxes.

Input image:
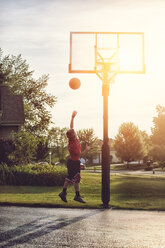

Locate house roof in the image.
[0,85,25,126]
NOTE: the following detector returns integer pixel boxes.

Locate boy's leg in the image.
[59,179,71,202]
[74,183,86,203]
[63,179,71,189]
[59,158,72,203]
[74,182,79,193]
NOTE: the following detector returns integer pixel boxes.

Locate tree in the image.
[114,122,146,164]
[151,105,165,146]
[150,105,165,162]
[0,49,56,134]
[48,127,68,162]
[149,145,165,162]
[35,136,49,162]
[77,128,100,164]
[140,130,152,161]
[10,130,39,164]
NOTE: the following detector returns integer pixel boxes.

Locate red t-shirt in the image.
[68,138,81,161]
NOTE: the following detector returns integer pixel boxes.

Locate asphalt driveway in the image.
[0,206,165,247]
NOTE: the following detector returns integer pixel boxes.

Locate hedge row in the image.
[0,163,67,186]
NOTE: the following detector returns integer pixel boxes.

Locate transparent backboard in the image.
[69,32,145,74]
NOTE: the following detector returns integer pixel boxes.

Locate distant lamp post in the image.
[49,151,52,165]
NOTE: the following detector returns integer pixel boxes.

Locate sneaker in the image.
[59,192,67,203]
[74,195,86,204]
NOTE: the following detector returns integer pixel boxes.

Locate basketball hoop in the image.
[68,31,145,208]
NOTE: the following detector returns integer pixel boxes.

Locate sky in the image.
[0,0,165,139]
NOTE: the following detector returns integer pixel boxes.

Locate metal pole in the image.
[101,70,110,208]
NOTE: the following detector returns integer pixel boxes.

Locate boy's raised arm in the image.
[70,111,77,129]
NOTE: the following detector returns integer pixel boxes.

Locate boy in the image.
[59,111,90,203]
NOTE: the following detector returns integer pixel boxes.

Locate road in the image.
[87,169,165,175]
[0,206,165,248]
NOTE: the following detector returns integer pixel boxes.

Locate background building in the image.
[0,85,25,138]
[92,139,121,164]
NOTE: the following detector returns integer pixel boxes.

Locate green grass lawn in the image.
[1,172,165,210]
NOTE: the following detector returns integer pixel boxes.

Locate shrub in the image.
[0,163,67,186]
[0,163,16,185]
[0,139,15,165]
[144,167,153,171]
[158,162,165,170]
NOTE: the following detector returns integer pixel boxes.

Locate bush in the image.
[0,139,15,165]
[158,162,165,170]
[0,163,16,185]
[144,167,153,171]
[0,163,67,186]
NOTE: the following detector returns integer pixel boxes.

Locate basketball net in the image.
[95,46,120,84]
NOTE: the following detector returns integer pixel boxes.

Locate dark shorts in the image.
[66,159,81,184]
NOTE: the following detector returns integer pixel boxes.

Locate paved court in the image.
[0,206,165,248]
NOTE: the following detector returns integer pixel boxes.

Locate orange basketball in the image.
[69,78,81,90]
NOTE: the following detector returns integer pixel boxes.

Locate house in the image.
[92,138,121,164]
[0,85,25,138]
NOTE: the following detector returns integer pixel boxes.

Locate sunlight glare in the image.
[119,35,143,72]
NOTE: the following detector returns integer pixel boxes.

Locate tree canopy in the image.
[77,128,100,163]
[0,49,56,134]
[150,105,165,162]
[48,127,68,162]
[151,105,165,146]
[10,130,38,164]
[114,122,146,163]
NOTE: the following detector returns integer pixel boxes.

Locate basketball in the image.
[69,78,81,90]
